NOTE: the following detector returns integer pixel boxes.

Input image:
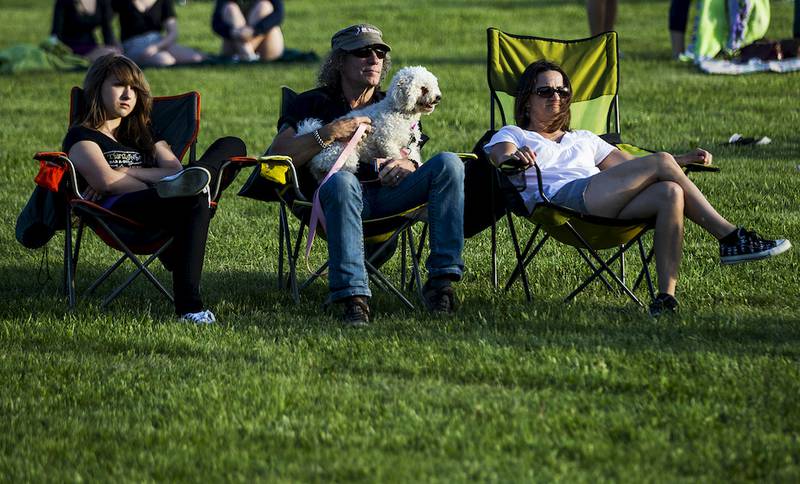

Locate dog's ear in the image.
[389,67,419,113]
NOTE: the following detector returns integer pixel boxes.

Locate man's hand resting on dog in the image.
[377,156,417,187]
[319,116,373,144]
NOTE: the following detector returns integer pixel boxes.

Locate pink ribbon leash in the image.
[306,123,369,259]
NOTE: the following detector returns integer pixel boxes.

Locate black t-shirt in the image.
[277,85,428,186]
[113,0,176,41]
[51,0,116,49]
[62,125,162,168]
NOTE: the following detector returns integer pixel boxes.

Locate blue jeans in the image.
[318,152,465,302]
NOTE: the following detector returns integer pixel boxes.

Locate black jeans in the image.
[108,136,247,314]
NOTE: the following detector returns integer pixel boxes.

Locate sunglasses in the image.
[535,86,571,98]
[349,47,388,59]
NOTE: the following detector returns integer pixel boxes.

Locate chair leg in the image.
[277,203,286,290]
[411,223,427,292]
[563,225,645,307]
[64,206,76,309]
[491,220,498,289]
[400,230,408,290]
[505,223,545,291]
[299,260,327,292]
[88,218,174,308]
[619,247,625,285]
[85,254,129,296]
[101,245,174,308]
[286,218,305,303]
[366,259,415,310]
[574,248,615,292]
[406,227,425,306]
[504,213,534,302]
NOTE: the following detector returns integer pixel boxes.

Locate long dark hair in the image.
[317,48,392,91]
[514,60,572,133]
[77,54,155,157]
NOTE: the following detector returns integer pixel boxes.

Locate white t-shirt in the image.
[484,125,616,212]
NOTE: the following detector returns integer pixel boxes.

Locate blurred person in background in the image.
[212,0,285,61]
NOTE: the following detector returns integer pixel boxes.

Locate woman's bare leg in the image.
[136,50,175,67]
[166,44,205,64]
[220,1,257,59]
[583,152,736,238]
[614,181,685,296]
[249,0,284,61]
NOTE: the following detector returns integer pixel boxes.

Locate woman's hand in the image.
[319,116,372,144]
[675,148,712,167]
[142,44,160,58]
[234,26,254,41]
[507,145,537,169]
[378,157,417,187]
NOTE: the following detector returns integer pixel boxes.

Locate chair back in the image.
[69,87,201,162]
[486,28,620,136]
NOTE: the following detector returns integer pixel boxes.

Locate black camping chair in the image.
[240,86,472,309]
[33,87,256,308]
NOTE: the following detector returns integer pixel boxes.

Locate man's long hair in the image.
[514,60,573,133]
[317,48,392,91]
[77,54,156,157]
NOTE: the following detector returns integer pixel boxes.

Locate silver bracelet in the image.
[312,129,330,149]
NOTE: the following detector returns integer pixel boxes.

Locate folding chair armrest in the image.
[257,155,306,201]
[683,162,720,173]
[226,155,259,166]
[456,152,478,161]
[33,151,83,199]
[34,151,70,165]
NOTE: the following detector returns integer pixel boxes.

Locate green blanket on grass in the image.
[0,40,88,74]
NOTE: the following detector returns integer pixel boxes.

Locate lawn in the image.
[1,0,799,481]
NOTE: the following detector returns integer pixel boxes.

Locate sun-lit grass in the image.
[1,0,799,481]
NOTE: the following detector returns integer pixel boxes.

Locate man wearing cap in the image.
[269,24,464,326]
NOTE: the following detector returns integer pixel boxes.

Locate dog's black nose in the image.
[432,94,441,104]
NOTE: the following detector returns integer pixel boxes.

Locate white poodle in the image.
[297,65,442,182]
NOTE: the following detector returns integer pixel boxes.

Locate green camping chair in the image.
[33,87,255,308]
[238,87,432,309]
[484,28,716,307]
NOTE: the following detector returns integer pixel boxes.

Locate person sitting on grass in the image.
[485,59,792,317]
[212,0,285,62]
[64,54,247,324]
[50,0,122,61]
[268,24,465,326]
[112,0,206,67]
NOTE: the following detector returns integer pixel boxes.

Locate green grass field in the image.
[2,0,799,481]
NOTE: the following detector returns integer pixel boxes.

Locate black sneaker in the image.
[649,293,678,317]
[342,296,370,327]
[719,227,792,265]
[422,280,456,314]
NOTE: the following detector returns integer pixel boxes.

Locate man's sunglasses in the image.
[535,86,571,98]
[349,47,388,59]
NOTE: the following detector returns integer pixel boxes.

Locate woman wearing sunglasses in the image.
[485,60,791,317]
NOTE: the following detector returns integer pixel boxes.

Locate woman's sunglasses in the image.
[349,47,388,59]
[535,86,571,98]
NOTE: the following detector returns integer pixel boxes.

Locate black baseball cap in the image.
[331,24,391,52]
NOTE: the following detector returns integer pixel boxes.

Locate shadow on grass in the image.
[2,260,798,364]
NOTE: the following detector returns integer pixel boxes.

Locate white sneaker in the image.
[179,309,217,325]
[155,167,211,198]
